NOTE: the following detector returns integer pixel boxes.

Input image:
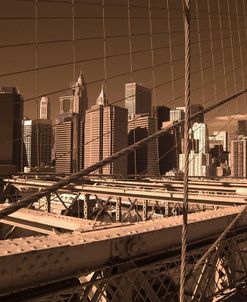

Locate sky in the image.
[1,0,247,133]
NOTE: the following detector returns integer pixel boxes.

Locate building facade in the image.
[231,136,247,178]
[125,83,152,118]
[0,87,23,174]
[179,122,211,177]
[39,96,50,120]
[84,86,128,176]
[22,119,52,169]
[55,73,88,173]
[128,114,159,176]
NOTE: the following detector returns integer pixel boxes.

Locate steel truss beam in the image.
[0,205,123,235]
[0,206,247,297]
[4,178,247,207]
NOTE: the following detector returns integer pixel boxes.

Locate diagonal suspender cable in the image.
[0,87,247,219]
[180,0,190,301]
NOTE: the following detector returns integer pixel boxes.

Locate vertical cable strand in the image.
[127,0,137,177]
[148,0,159,176]
[35,0,40,168]
[72,0,76,82]
[180,0,190,301]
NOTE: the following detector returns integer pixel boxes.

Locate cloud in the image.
[215,114,247,121]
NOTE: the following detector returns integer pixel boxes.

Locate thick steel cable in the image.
[0,60,241,164]
[1,87,247,219]
[0,65,186,154]
[180,0,190,301]
[184,203,247,286]
[140,73,247,177]
[0,52,242,155]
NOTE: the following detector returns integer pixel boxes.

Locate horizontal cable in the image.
[0,30,184,49]
[0,43,186,78]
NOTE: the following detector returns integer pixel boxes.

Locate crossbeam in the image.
[5,178,247,207]
[0,206,246,295]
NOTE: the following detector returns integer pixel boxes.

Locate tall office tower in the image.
[230,137,247,178]
[179,151,211,177]
[57,72,88,120]
[169,108,184,158]
[175,104,204,124]
[179,122,211,177]
[39,96,50,120]
[209,132,229,175]
[0,87,23,174]
[84,86,128,176]
[192,122,209,154]
[72,72,88,118]
[153,106,176,174]
[55,115,83,174]
[190,104,204,123]
[212,131,228,151]
[22,119,52,169]
[55,73,88,173]
[128,114,159,175]
[154,105,170,129]
[170,108,185,122]
[96,83,108,106]
[125,83,152,118]
[238,120,247,136]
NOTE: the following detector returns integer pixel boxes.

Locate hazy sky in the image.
[1,0,247,133]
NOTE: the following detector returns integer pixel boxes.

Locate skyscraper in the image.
[172,104,204,132]
[179,122,211,177]
[153,106,177,174]
[125,83,152,118]
[170,108,185,123]
[128,114,159,175]
[238,120,247,136]
[0,87,23,174]
[212,131,228,152]
[231,136,247,178]
[84,85,128,176]
[55,73,88,173]
[39,96,50,120]
[22,119,52,169]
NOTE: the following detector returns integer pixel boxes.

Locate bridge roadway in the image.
[0,204,123,235]
[0,206,247,297]
[4,178,247,207]
[90,178,247,194]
